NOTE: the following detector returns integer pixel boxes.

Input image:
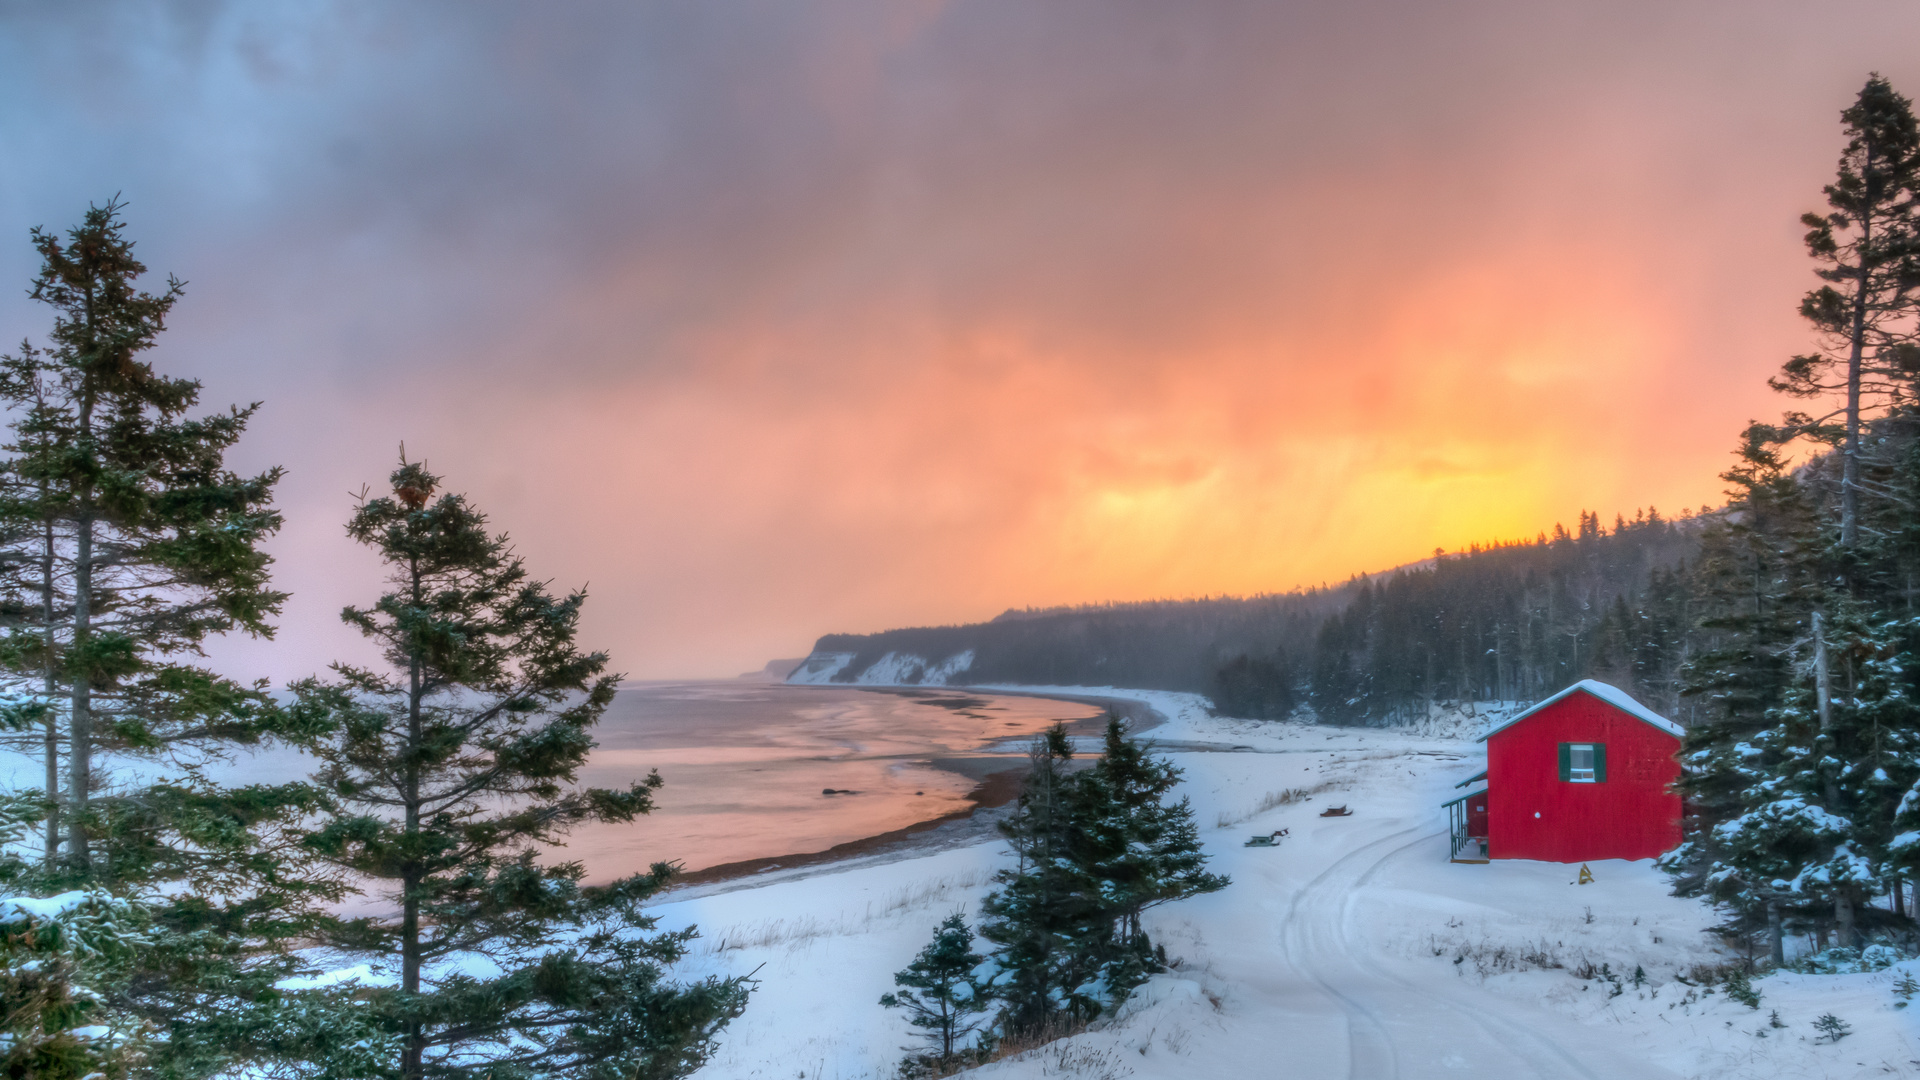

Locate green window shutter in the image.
[1594,743,1607,783]
[1558,742,1571,782]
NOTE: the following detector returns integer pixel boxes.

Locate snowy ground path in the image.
[662,688,1919,1080]
[1268,824,1679,1079]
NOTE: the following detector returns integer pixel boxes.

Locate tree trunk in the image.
[401,863,422,1080]
[1813,612,1841,808]
[1837,891,1857,950]
[1842,178,1871,550]
[65,515,92,871]
[1493,622,1506,701]
[941,998,954,1062]
[67,339,97,873]
[40,516,57,865]
[402,555,426,1080]
[1767,900,1784,967]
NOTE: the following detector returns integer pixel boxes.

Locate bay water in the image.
[97,682,1104,883]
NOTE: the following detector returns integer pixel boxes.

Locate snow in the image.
[787,653,856,684]
[1714,797,1852,841]
[0,890,94,922]
[920,650,975,685]
[788,650,977,686]
[1476,678,1684,740]
[657,686,1920,1080]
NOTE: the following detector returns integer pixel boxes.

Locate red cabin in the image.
[1445,680,1682,864]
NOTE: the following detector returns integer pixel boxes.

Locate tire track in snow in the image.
[1280,826,1669,1080]
[1346,832,1608,1080]
[1281,827,1415,1080]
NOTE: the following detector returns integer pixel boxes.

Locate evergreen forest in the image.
[808,507,1705,724]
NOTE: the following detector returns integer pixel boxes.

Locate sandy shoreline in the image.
[662,686,1169,894]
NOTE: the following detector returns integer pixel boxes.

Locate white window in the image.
[1568,743,1596,783]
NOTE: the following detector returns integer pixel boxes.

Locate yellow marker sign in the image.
[1577,864,1594,885]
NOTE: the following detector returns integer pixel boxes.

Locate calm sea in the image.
[112,681,1103,881]
[562,682,1102,878]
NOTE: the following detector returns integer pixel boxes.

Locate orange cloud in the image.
[8,1,1904,679]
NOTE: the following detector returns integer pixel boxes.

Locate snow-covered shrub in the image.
[1799,945,1901,974]
[1864,944,1904,969]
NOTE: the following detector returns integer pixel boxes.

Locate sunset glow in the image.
[3,2,1917,677]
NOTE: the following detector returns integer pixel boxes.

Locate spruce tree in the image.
[879,913,991,1074]
[977,726,1099,1035]
[0,197,292,873]
[1771,75,1920,551]
[1872,425,1920,908]
[978,721,1225,1036]
[0,201,360,1077]
[1077,717,1227,955]
[289,458,750,1080]
[1686,74,1920,954]
[1664,425,1828,960]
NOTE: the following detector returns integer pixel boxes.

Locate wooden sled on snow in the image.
[1244,828,1289,847]
[1318,805,1352,817]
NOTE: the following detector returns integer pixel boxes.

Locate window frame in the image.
[1558,741,1608,783]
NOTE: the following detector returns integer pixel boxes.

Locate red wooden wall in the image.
[1466,794,1488,838]
[1485,691,1681,862]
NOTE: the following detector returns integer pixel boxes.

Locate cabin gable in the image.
[1478,684,1682,863]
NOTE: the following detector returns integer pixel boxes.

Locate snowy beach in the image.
[659,689,1920,1080]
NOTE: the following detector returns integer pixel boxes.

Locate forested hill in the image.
[790,508,1707,724]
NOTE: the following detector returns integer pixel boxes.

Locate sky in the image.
[1,1,1917,680]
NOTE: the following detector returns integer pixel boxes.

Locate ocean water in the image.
[563,682,1103,878]
[58,682,1102,882]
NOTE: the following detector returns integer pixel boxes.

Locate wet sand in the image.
[669,765,1028,887]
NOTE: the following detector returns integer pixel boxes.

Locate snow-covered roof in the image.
[1473,679,1682,742]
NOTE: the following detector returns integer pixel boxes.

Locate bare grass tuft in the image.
[1217,781,1342,828]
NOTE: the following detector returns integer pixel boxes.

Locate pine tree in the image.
[977,726,1101,1035]
[0,197,292,871]
[0,201,361,1077]
[1664,425,1829,960]
[978,721,1225,1036]
[879,914,991,1074]
[289,457,750,1080]
[1681,74,1920,956]
[1077,717,1228,955]
[1771,75,1920,551]
[1873,422,1920,908]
